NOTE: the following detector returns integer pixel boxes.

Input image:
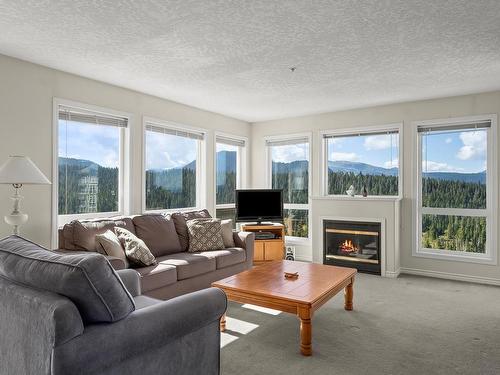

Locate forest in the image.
[59,155,487,252]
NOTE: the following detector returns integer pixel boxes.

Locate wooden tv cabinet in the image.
[241,223,285,263]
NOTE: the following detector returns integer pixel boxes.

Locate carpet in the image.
[220,273,500,375]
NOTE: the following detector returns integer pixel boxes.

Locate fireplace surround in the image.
[323,219,382,275]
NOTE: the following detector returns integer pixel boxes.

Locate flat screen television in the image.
[235,189,283,223]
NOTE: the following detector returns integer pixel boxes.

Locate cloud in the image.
[445,137,452,144]
[456,131,486,160]
[384,158,399,168]
[422,160,464,173]
[363,135,392,150]
[145,132,197,169]
[330,152,358,161]
[271,143,308,163]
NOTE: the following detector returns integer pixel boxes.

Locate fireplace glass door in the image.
[323,220,381,274]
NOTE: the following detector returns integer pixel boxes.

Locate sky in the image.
[328,134,399,169]
[421,129,486,173]
[58,121,120,167]
[60,121,487,174]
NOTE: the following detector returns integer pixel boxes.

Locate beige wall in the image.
[0,54,251,247]
[251,91,500,283]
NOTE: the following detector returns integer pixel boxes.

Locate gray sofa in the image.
[0,235,227,375]
[57,210,255,300]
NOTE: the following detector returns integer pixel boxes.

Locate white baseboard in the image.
[384,269,401,278]
[400,267,500,286]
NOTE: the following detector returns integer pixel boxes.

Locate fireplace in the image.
[323,220,381,275]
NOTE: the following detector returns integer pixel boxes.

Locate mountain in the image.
[59,157,98,170]
[272,160,308,174]
[328,161,398,176]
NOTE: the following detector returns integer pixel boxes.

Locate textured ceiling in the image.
[1,1,500,122]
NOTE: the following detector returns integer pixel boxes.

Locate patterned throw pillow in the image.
[187,218,225,252]
[172,209,212,251]
[114,227,157,267]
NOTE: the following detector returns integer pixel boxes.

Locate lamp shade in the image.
[0,156,51,185]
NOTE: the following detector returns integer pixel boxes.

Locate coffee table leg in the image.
[220,313,226,332]
[298,307,312,356]
[344,278,354,311]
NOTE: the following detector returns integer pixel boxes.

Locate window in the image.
[144,122,204,211]
[323,127,400,196]
[267,136,310,239]
[215,135,246,226]
[416,116,496,262]
[57,104,127,223]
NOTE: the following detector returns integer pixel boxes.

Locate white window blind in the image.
[266,137,309,147]
[216,136,245,147]
[58,106,128,128]
[323,129,399,139]
[145,123,204,140]
[418,120,491,133]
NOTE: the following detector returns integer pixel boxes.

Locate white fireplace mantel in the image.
[311,197,401,278]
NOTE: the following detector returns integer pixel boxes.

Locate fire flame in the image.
[340,239,357,253]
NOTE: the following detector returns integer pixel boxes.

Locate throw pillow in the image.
[172,209,211,251]
[187,218,225,252]
[95,230,129,268]
[114,227,156,267]
[132,214,182,256]
[221,219,235,248]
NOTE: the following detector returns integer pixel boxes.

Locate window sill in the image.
[311,195,402,202]
[414,248,496,265]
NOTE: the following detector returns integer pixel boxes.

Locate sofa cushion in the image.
[132,214,182,257]
[221,219,235,248]
[187,218,225,252]
[172,209,211,252]
[198,247,246,269]
[159,252,216,280]
[95,230,129,268]
[115,227,156,267]
[0,235,135,324]
[135,260,177,292]
[64,217,135,251]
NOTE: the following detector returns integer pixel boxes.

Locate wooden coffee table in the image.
[212,260,356,356]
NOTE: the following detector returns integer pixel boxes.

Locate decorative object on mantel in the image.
[284,271,299,279]
[0,156,51,235]
[346,185,356,197]
[362,185,368,197]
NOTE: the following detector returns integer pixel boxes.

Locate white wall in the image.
[0,54,251,247]
[251,91,500,284]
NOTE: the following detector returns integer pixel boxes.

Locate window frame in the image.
[320,123,403,198]
[142,116,207,214]
[214,132,248,221]
[265,132,312,243]
[412,114,497,264]
[52,98,132,247]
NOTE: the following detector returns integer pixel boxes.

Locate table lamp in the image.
[0,156,51,235]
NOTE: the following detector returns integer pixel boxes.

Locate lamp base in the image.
[5,213,29,235]
[4,185,28,235]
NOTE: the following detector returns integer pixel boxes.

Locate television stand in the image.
[241,223,285,263]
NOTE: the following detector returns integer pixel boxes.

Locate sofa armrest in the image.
[116,269,141,297]
[53,288,227,373]
[54,249,127,270]
[234,231,255,264]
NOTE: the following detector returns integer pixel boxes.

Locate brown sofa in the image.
[58,210,255,300]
